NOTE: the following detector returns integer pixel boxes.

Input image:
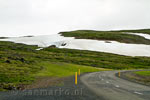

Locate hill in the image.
[60,29,150,44]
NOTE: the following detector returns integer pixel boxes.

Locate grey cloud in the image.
[0,0,150,37]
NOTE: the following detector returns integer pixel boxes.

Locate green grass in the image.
[60,30,150,44]
[1,28,150,90]
[114,29,150,34]
[34,62,101,77]
[0,38,150,90]
[0,41,102,90]
[135,71,150,76]
[42,47,150,69]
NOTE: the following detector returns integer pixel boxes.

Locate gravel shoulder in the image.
[119,70,150,86]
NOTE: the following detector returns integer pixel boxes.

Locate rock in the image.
[20,58,25,62]
[48,45,56,48]
[105,41,112,43]
[5,60,11,63]
[61,43,67,46]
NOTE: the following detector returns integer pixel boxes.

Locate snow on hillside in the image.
[60,39,150,57]
[0,34,74,47]
[126,33,150,40]
[1,33,150,57]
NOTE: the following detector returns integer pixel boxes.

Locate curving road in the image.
[0,71,150,100]
[80,71,150,100]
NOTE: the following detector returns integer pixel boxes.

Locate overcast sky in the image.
[0,0,150,37]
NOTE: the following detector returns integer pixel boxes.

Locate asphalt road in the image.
[80,71,150,100]
[0,71,150,100]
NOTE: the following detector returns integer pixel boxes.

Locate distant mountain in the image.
[0,37,8,39]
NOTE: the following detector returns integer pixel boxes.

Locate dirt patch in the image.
[0,76,72,91]
[24,77,67,90]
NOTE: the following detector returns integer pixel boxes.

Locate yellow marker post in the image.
[78,69,80,76]
[118,71,121,77]
[75,72,77,85]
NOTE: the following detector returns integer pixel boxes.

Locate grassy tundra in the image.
[0,29,150,90]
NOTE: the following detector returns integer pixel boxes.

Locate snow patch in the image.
[60,39,150,57]
[1,33,150,57]
[0,34,74,47]
[36,48,44,51]
[125,32,150,40]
